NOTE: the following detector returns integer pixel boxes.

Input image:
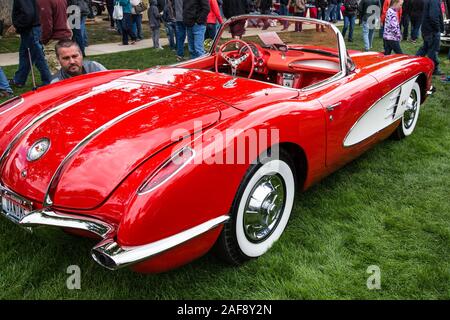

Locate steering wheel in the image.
[215,39,255,78]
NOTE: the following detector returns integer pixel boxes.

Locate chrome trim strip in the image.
[91,215,229,270]
[0,97,24,116]
[43,92,182,206]
[0,82,122,176]
[342,74,420,148]
[19,209,115,239]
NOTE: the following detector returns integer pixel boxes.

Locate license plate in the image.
[1,189,33,223]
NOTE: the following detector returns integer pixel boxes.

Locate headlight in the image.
[138,147,195,195]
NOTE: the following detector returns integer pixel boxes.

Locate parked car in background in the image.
[90,0,106,16]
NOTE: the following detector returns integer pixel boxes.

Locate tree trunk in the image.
[0,0,13,26]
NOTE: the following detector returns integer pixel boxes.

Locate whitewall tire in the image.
[215,150,296,265]
[394,82,421,139]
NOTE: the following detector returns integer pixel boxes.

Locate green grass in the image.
[0,25,449,299]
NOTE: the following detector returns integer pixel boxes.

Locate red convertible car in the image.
[0,16,435,273]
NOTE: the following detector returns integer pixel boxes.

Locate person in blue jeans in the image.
[118,0,137,45]
[279,0,290,28]
[409,0,424,42]
[174,0,187,60]
[316,0,328,21]
[183,0,210,59]
[68,0,90,57]
[415,0,444,75]
[186,24,206,58]
[163,0,177,50]
[336,1,342,20]
[342,0,358,41]
[131,0,144,41]
[327,0,338,22]
[359,0,381,51]
[106,0,116,29]
[148,0,163,48]
[0,68,14,97]
[9,0,52,87]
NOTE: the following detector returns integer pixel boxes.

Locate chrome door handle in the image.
[327,102,342,111]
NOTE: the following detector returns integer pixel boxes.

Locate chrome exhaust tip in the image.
[91,248,119,271]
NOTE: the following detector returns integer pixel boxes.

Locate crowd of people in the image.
[0,0,448,97]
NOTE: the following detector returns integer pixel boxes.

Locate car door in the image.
[318,71,383,171]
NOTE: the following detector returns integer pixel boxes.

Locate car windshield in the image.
[209,15,343,89]
[213,15,339,57]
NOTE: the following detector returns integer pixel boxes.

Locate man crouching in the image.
[51,39,107,83]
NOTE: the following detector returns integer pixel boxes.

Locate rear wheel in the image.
[393,82,421,140]
[215,150,296,265]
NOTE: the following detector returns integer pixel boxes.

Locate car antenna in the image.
[28,48,37,91]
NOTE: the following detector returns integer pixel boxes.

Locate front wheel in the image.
[215,150,296,265]
[393,82,421,140]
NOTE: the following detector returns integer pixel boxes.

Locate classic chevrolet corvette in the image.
[0,16,435,273]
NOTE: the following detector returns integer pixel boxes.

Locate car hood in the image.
[1,77,222,210]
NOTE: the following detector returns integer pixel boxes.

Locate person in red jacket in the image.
[205,0,223,39]
[37,0,72,73]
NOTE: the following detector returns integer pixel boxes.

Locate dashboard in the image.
[219,42,341,88]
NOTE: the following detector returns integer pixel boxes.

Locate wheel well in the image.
[278,143,307,190]
[416,73,427,104]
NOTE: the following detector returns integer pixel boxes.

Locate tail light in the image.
[138,147,195,195]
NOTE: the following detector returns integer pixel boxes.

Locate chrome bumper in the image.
[91,215,229,270]
[1,186,229,270]
[19,209,115,239]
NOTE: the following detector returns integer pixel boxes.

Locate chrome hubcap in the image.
[243,174,286,243]
[404,89,418,129]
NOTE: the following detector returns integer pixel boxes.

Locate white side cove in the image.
[343,76,418,147]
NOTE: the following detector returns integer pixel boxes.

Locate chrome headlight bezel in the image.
[27,138,51,162]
